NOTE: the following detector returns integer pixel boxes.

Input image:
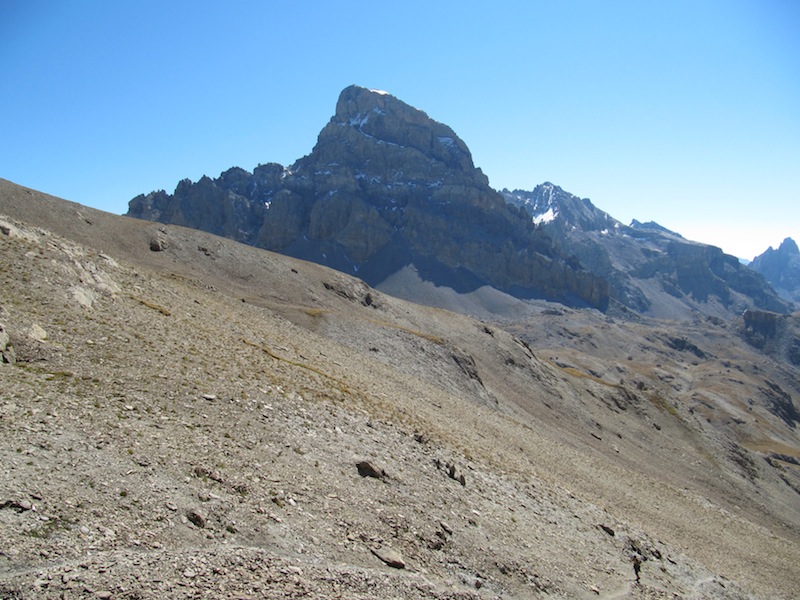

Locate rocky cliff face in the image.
[129,86,609,310]
[750,238,800,304]
[503,185,792,318]
[127,85,789,319]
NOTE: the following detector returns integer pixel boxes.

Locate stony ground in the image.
[1,179,799,599]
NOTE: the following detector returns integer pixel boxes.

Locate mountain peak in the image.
[128,85,791,317]
[334,85,396,122]
[779,237,799,255]
[127,85,611,311]
[324,85,475,173]
[748,237,800,304]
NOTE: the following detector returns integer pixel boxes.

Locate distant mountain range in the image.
[501,184,792,317]
[127,85,792,319]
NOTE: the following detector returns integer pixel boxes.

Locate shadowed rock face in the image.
[128,86,609,310]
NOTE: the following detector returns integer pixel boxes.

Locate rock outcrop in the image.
[0,322,14,364]
[128,86,609,310]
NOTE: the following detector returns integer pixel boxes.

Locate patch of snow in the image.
[532,207,557,225]
[355,172,382,185]
[437,136,456,148]
[370,89,390,95]
[349,113,369,127]
[600,229,609,235]
[314,170,332,176]
[264,201,272,209]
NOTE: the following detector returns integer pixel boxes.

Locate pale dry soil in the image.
[1,179,799,599]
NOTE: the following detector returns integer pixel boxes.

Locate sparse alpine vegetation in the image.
[1,171,800,596]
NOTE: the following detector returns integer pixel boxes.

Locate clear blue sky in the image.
[2,0,798,259]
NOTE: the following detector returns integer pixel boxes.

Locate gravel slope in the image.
[1,179,799,599]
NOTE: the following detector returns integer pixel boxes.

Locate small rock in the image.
[598,524,615,537]
[439,521,453,535]
[0,323,15,364]
[95,591,113,599]
[202,394,217,401]
[149,236,167,252]
[0,499,32,512]
[29,323,48,342]
[165,501,178,511]
[356,461,386,479]
[186,510,206,528]
[183,568,197,578]
[371,546,405,569]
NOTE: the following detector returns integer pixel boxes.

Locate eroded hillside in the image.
[2,179,800,599]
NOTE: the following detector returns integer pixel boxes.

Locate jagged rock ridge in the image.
[129,86,612,310]
[750,238,800,304]
[503,184,792,317]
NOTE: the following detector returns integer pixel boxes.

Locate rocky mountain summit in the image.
[3,179,800,598]
[129,86,608,311]
[127,85,791,321]
[750,237,800,304]
[503,184,791,318]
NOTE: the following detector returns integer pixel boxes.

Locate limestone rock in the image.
[370,546,405,569]
[28,323,48,342]
[149,236,167,252]
[186,509,207,529]
[356,461,386,480]
[0,323,14,364]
